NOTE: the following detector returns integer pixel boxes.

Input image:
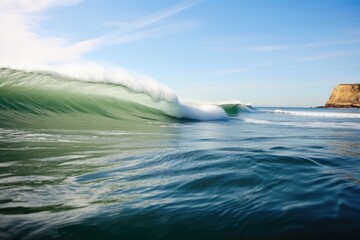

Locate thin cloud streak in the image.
[103,20,198,46]
[196,49,360,79]
[122,0,204,30]
[251,45,289,52]
[251,39,360,52]
[207,36,360,52]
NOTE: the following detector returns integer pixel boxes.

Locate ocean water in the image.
[0,68,360,240]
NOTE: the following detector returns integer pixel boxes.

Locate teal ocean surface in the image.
[0,68,360,239]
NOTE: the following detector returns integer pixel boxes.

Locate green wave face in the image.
[0,68,177,130]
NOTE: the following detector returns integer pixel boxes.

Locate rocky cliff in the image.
[325,84,360,108]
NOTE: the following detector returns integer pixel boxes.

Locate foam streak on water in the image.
[271,109,360,118]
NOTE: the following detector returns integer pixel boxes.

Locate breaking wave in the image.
[0,67,250,129]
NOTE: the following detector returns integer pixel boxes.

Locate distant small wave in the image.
[244,118,360,129]
[272,109,360,118]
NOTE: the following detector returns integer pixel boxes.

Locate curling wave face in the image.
[0,67,251,129]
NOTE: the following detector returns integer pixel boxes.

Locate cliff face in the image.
[325,84,360,108]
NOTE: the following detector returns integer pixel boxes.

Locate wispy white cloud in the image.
[0,0,98,66]
[0,0,202,67]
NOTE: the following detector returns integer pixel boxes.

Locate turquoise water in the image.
[0,68,360,239]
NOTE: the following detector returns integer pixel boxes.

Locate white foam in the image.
[244,118,360,129]
[272,110,360,119]
[244,118,272,124]
[177,100,227,121]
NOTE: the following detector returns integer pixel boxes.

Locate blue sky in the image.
[1,0,360,107]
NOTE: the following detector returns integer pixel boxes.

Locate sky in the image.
[1,0,360,107]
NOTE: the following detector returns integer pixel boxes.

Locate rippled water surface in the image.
[1,107,360,240]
